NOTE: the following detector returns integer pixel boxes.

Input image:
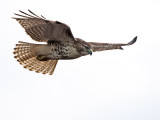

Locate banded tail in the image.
[13,41,58,75]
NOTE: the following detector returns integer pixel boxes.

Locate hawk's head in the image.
[75,38,92,56]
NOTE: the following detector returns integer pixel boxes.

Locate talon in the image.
[36,55,47,61]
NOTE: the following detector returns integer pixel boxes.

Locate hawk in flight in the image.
[13,10,137,75]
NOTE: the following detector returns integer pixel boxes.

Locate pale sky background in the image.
[1,0,160,120]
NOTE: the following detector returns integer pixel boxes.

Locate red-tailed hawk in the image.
[13,10,137,75]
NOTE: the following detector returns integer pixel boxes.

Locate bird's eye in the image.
[84,45,89,49]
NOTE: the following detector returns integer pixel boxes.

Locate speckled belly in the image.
[46,45,81,60]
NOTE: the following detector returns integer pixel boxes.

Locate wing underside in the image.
[13,10,75,42]
[89,36,137,52]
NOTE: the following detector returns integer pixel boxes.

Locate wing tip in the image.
[127,36,137,45]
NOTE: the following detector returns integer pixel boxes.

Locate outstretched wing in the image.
[88,36,137,52]
[13,10,75,42]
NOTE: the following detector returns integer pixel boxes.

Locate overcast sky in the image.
[1,0,160,120]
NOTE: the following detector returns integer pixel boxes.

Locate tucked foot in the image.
[36,55,48,61]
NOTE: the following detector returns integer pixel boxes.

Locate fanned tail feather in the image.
[13,41,58,75]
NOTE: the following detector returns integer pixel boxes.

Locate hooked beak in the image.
[88,49,93,56]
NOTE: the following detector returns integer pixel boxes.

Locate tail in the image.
[13,41,58,75]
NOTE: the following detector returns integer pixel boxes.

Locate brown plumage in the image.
[14,41,58,75]
[13,10,137,75]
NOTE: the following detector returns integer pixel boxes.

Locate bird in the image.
[13,10,137,75]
